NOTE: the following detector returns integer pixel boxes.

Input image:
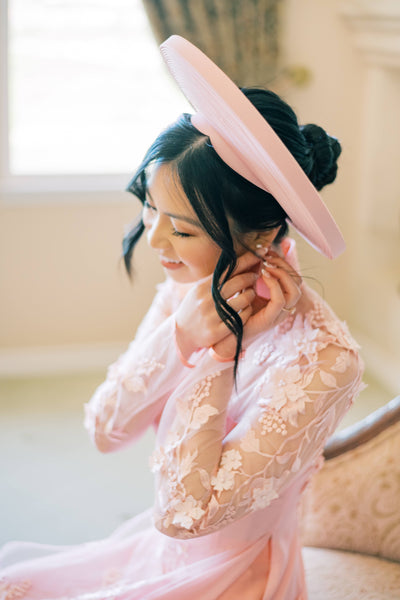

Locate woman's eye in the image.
[172,229,192,238]
[143,200,156,211]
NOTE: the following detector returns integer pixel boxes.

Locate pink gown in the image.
[0,242,364,600]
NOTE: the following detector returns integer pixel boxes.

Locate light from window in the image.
[8,0,190,175]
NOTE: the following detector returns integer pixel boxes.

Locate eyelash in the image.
[172,229,192,238]
[143,199,156,210]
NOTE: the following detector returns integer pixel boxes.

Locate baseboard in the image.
[0,333,398,393]
[0,342,127,377]
[353,329,400,397]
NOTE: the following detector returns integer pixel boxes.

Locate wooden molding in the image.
[324,395,400,459]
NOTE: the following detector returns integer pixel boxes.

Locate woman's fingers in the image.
[221,271,258,300]
[259,267,286,315]
[244,264,299,335]
[232,251,262,275]
[263,262,301,310]
[226,287,256,312]
[266,251,303,287]
[237,304,253,324]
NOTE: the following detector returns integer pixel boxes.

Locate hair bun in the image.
[300,124,341,191]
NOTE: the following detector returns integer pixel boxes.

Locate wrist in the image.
[209,336,243,363]
[174,320,196,368]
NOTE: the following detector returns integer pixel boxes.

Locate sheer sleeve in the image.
[84,279,187,453]
[150,308,364,539]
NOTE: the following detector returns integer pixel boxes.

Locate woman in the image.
[0,36,363,599]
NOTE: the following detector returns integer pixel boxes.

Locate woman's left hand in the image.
[243,250,302,337]
[211,250,303,358]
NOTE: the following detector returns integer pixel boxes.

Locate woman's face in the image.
[143,163,222,284]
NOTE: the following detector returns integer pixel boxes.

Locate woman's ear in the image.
[233,226,282,258]
[250,227,281,257]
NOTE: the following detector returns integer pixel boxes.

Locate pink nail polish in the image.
[263,260,276,268]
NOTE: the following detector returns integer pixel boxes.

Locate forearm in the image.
[84,314,188,452]
[151,357,234,534]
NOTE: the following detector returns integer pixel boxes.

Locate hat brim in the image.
[160,35,345,259]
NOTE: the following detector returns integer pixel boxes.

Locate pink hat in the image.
[160,35,345,259]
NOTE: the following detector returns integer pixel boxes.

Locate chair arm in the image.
[300,397,400,562]
[324,396,400,459]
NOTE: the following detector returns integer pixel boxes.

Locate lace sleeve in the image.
[151,341,364,539]
[84,279,185,453]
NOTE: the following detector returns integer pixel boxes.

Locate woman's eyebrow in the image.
[146,190,202,228]
[164,211,202,227]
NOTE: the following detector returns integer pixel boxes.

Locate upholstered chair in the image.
[301,395,400,599]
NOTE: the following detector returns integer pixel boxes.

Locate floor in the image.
[0,370,394,547]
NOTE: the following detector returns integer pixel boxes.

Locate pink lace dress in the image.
[0,244,364,600]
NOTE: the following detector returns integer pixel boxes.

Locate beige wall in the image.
[281,0,365,314]
[0,193,162,349]
[0,0,398,389]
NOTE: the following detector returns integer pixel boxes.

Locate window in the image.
[0,0,189,191]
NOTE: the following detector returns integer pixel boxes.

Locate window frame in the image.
[0,0,137,198]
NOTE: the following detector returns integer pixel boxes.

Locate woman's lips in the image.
[160,258,184,270]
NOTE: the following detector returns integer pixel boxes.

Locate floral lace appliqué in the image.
[189,404,219,430]
[251,478,279,510]
[0,578,32,600]
[122,358,165,393]
[168,495,206,529]
[258,408,288,437]
[331,350,351,373]
[211,449,243,493]
[258,364,313,426]
[253,341,275,366]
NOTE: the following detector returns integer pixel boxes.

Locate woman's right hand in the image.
[174,252,260,360]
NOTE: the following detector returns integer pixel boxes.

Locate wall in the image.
[0,0,398,392]
[0,192,163,373]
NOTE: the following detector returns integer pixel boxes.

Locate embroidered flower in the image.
[319,370,338,388]
[186,372,221,410]
[189,404,219,430]
[211,449,242,492]
[240,429,261,453]
[251,479,279,510]
[122,358,165,393]
[164,430,181,449]
[331,350,351,373]
[106,360,122,381]
[179,449,198,479]
[170,495,206,529]
[277,316,321,363]
[220,449,242,470]
[253,341,275,366]
[211,467,236,492]
[259,365,308,412]
[149,447,166,473]
[320,318,359,351]
[0,578,32,600]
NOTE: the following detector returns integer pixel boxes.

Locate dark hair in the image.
[123,88,341,377]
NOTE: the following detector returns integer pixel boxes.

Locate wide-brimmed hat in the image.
[160,35,345,259]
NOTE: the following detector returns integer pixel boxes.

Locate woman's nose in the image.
[146,214,169,250]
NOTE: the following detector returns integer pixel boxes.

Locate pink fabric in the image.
[0,241,364,599]
[160,35,345,259]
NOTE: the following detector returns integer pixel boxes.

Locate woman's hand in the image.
[175,252,260,360]
[211,250,303,358]
[242,250,303,340]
